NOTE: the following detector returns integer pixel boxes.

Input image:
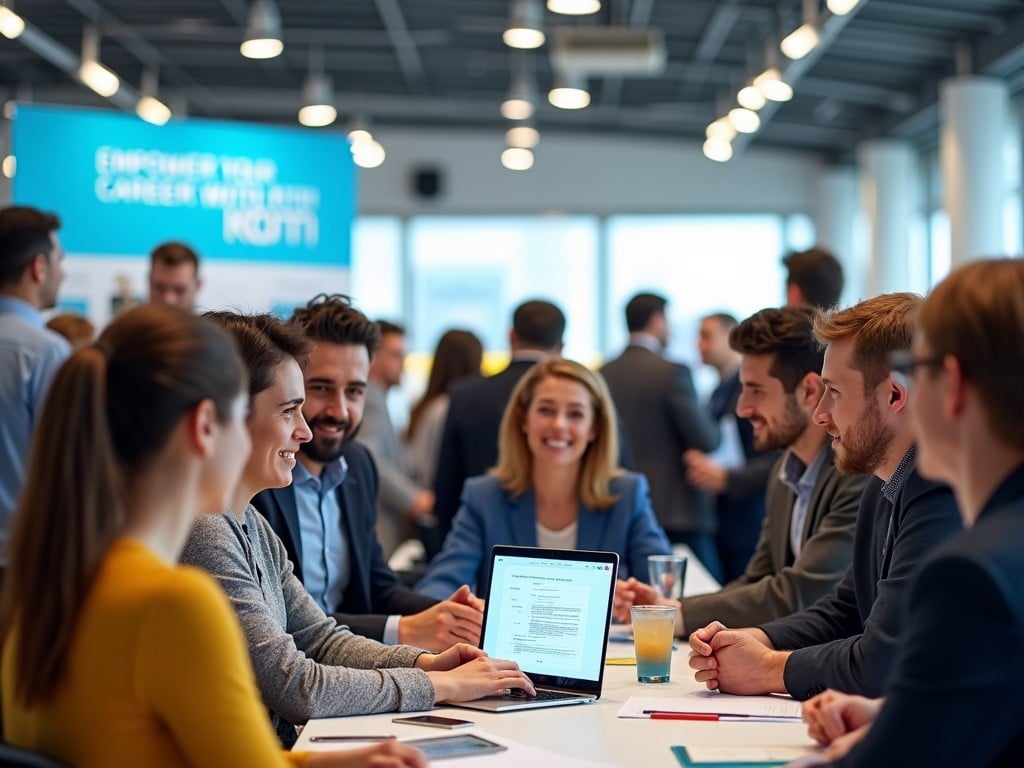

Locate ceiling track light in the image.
[501,73,537,120]
[0,2,25,40]
[728,107,760,134]
[753,67,793,102]
[702,137,733,163]
[78,25,119,98]
[780,0,820,60]
[136,69,171,125]
[241,0,283,59]
[501,146,534,171]
[548,72,590,109]
[299,50,337,128]
[547,0,601,15]
[503,0,545,50]
[737,84,766,111]
[505,122,540,148]
[827,0,860,16]
[706,116,736,142]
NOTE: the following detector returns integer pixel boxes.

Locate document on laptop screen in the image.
[485,555,613,680]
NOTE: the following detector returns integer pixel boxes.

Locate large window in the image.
[406,216,601,362]
[605,214,787,369]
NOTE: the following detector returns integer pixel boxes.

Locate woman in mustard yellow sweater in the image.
[0,305,424,768]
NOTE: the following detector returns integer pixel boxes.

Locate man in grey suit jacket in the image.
[601,293,721,575]
[618,306,866,636]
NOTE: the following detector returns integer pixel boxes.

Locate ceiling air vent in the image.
[550,27,666,76]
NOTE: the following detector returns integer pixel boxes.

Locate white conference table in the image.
[294,647,815,766]
[298,544,805,765]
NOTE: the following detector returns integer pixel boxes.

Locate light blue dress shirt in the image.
[0,296,70,565]
[292,457,350,614]
[779,445,829,558]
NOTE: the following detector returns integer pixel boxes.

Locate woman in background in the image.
[404,328,483,488]
[417,357,671,599]
[0,305,424,767]
[182,312,533,746]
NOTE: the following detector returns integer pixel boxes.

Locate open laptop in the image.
[451,545,619,712]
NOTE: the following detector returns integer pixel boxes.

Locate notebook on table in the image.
[451,545,619,712]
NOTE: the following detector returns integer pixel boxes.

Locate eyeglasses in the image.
[888,350,945,390]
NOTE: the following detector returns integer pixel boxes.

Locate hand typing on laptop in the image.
[415,642,536,703]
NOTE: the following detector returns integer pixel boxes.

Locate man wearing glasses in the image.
[794,259,1024,765]
[688,292,963,701]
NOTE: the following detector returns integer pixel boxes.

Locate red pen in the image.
[643,710,799,723]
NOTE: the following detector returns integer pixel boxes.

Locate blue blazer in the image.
[416,472,672,600]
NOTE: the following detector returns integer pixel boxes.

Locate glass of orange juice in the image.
[630,605,676,683]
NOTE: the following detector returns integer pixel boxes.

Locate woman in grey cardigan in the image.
[181,313,533,745]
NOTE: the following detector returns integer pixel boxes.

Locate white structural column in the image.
[814,165,858,303]
[940,76,1008,266]
[858,140,915,295]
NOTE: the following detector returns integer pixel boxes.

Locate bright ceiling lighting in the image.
[702,137,733,163]
[827,0,860,15]
[706,117,736,142]
[2,155,15,178]
[781,23,820,60]
[753,68,793,102]
[241,0,284,59]
[79,59,119,98]
[352,139,386,169]
[0,6,25,39]
[728,107,760,134]
[298,72,337,127]
[504,0,545,49]
[501,147,534,170]
[136,95,172,125]
[501,75,536,119]
[548,73,589,109]
[737,85,766,111]
[506,124,540,148]
[547,0,601,15]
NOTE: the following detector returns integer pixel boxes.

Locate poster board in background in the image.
[12,104,355,325]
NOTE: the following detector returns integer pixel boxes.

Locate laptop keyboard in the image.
[506,688,579,701]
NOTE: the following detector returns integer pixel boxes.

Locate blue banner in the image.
[12,104,355,265]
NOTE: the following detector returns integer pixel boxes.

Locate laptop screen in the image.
[480,546,619,688]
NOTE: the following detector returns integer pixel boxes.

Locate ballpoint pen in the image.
[643,710,801,723]
[308,735,397,743]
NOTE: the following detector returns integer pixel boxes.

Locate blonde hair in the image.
[491,358,622,509]
[918,258,1024,451]
[813,292,921,391]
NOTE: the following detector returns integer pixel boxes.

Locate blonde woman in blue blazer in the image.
[417,357,671,600]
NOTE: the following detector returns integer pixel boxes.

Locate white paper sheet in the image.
[617,692,803,720]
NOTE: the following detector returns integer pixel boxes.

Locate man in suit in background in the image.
[432,299,565,546]
[617,306,865,638]
[601,292,721,577]
[783,246,844,310]
[685,312,781,582]
[356,320,434,557]
[253,294,483,652]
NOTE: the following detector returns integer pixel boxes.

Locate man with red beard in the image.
[253,294,484,652]
[689,293,963,700]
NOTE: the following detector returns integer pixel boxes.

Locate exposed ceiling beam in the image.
[600,0,656,106]
[374,0,428,94]
[732,1,869,157]
[680,0,741,99]
[62,0,227,114]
